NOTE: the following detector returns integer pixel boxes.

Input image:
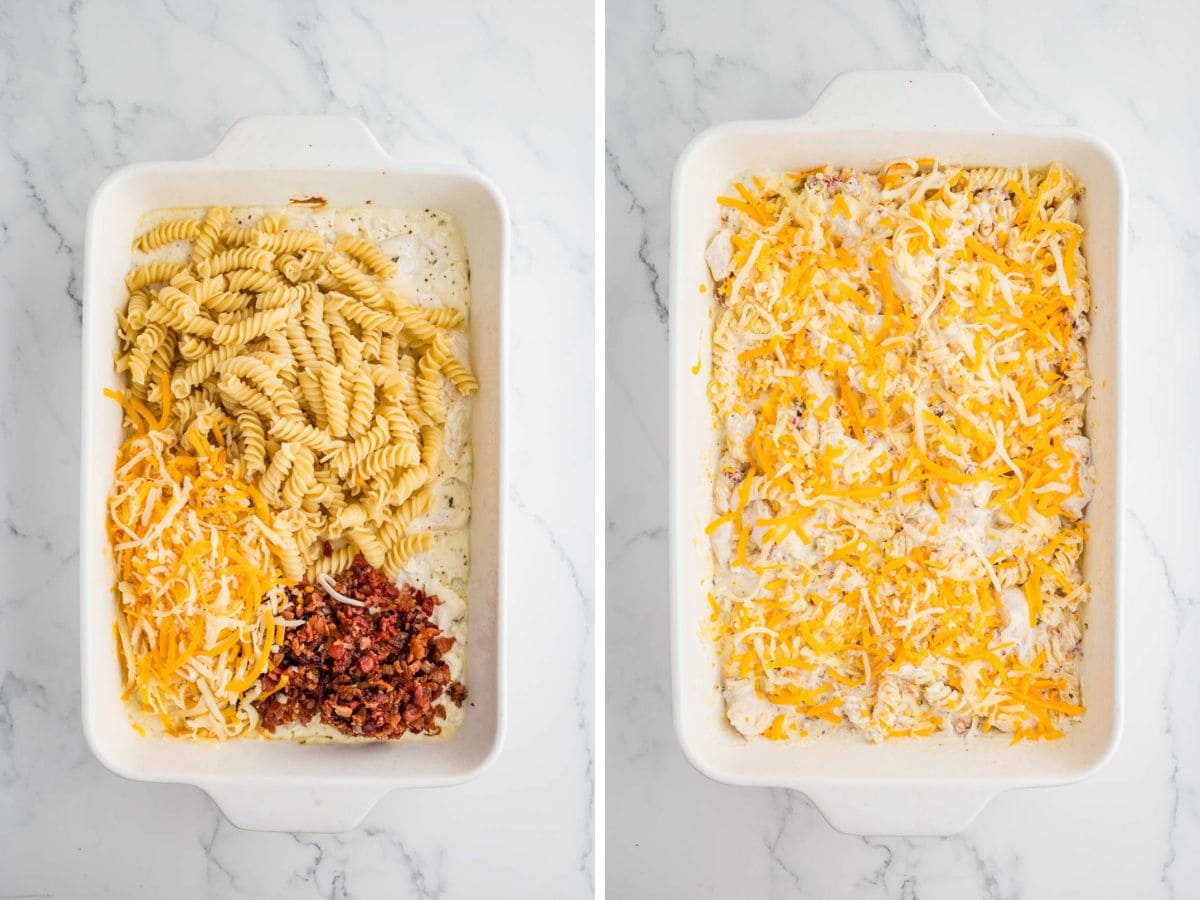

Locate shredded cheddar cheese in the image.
[704,161,1092,744]
[105,386,287,739]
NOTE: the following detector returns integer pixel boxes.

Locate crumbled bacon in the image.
[254,554,466,738]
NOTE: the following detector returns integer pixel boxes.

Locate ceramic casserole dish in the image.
[669,71,1124,835]
[81,115,507,832]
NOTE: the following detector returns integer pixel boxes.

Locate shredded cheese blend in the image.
[704,160,1093,744]
[105,384,287,739]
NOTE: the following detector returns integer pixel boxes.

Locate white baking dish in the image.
[80,115,508,832]
[669,72,1125,836]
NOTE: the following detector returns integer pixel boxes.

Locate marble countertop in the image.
[0,2,593,897]
[607,0,1198,896]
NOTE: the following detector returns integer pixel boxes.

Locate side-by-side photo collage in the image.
[0,1,1188,898]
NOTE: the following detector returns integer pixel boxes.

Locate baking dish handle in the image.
[801,70,1004,131]
[206,114,393,169]
[803,784,996,836]
[202,782,384,833]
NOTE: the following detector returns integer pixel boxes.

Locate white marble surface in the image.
[0,2,593,897]
[607,0,1198,896]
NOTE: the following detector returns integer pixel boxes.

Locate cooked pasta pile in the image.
[704,160,1093,743]
[106,389,286,739]
[115,207,477,581]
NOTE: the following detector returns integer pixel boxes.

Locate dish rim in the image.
[78,115,510,828]
[666,72,1126,833]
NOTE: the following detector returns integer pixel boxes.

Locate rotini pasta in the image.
[391,462,428,508]
[379,332,401,370]
[226,267,287,293]
[427,331,479,394]
[285,320,319,370]
[296,367,328,429]
[172,344,238,397]
[191,206,229,263]
[305,544,357,579]
[390,302,442,344]
[415,349,446,424]
[258,442,297,506]
[334,233,398,278]
[276,531,306,582]
[346,366,375,437]
[200,289,253,314]
[418,424,443,472]
[117,203,474,593]
[329,415,389,477]
[219,355,302,418]
[356,441,420,480]
[196,247,274,279]
[380,400,419,450]
[303,292,336,364]
[281,445,317,508]
[125,262,186,291]
[269,415,343,453]
[125,288,151,329]
[349,526,389,569]
[416,307,464,329]
[254,230,325,254]
[134,218,199,252]
[359,328,383,363]
[218,373,277,420]
[211,305,294,345]
[327,255,384,304]
[259,283,313,309]
[318,362,350,438]
[382,532,436,576]
[236,407,267,476]
[378,487,433,549]
[327,290,394,332]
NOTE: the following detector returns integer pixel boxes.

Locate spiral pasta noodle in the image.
[126,262,186,291]
[191,207,228,263]
[346,366,376,437]
[318,362,350,438]
[236,408,267,476]
[303,292,336,364]
[416,349,446,424]
[133,218,199,252]
[328,290,393,332]
[226,267,286,293]
[281,446,317,508]
[357,441,420,480]
[328,255,384,304]
[330,415,389,477]
[335,233,398,278]
[212,305,294,345]
[378,487,433,548]
[383,532,436,575]
[254,229,325,254]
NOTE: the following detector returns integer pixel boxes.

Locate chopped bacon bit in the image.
[254,554,466,738]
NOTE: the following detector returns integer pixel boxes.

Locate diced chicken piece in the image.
[705,228,736,282]
[710,519,734,565]
[723,680,775,737]
[722,411,755,461]
[1061,435,1094,519]
[999,587,1036,663]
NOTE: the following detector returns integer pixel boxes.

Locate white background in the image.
[607,0,1199,897]
[0,2,593,897]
